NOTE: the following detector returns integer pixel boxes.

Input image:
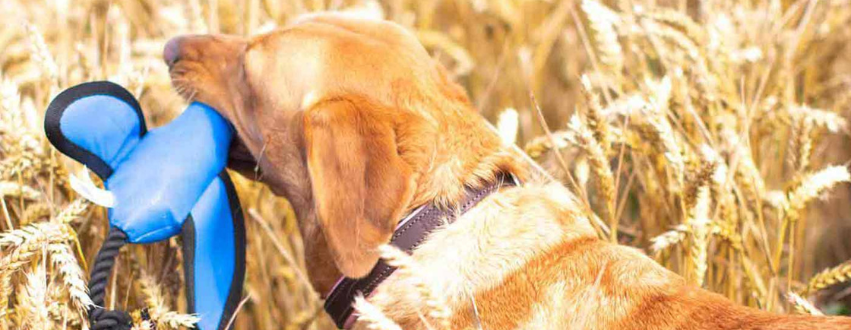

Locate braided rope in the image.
[88,227,132,330]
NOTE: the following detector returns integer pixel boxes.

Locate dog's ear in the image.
[304,97,415,278]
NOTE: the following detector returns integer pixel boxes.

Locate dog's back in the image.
[365,182,851,330]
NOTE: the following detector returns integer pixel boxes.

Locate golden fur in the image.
[165,13,851,330]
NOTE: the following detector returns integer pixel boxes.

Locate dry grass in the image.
[2,0,851,329]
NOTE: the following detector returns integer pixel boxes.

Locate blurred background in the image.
[2,0,851,329]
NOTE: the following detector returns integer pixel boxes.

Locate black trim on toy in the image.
[181,216,197,322]
[44,81,146,179]
[180,172,246,330]
[218,172,246,330]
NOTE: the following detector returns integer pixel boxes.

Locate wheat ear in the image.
[688,186,711,287]
[46,242,93,314]
[650,224,689,255]
[379,244,451,329]
[17,262,51,329]
[787,292,824,315]
[23,22,59,84]
[785,166,850,217]
[581,0,624,75]
[353,294,403,330]
[138,269,199,329]
[801,260,851,296]
[567,115,617,241]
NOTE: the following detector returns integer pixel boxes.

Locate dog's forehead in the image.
[242,21,436,111]
[247,15,426,62]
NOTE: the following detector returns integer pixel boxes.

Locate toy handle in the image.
[88,227,132,330]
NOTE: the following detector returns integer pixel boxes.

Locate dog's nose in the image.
[163,36,184,67]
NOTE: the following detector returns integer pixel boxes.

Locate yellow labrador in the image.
[163,13,851,330]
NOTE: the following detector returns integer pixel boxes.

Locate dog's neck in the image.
[323,172,518,327]
[364,182,598,329]
[406,103,528,210]
[296,113,527,294]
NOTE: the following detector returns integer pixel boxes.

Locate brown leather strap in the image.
[323,173,518,328]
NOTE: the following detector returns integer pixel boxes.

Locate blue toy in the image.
[44,81,245,330]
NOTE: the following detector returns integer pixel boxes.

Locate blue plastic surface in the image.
[190,177,237,330]
[105,103,233,242]
[45,81,244,330]
[59,95,143,170]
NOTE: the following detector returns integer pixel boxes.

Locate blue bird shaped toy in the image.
[44,81,245,330]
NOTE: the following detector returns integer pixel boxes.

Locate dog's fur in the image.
[165,13,851,330]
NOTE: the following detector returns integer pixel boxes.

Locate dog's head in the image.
[165,13,522,281]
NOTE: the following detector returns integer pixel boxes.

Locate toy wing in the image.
[44,81,245,330]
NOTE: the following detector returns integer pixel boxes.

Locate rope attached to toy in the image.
[88,227,133,330]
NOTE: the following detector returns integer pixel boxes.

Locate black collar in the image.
[323,173,519,328]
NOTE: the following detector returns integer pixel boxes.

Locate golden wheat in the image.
[787,292,824,316]
[802,260,851,296]
[567,115,618,241]
[1,0,851,328]
[16,263,51,329]
[378,244,451,329]
[353,295,402,330]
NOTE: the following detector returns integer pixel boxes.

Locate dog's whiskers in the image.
[186,89,198,102]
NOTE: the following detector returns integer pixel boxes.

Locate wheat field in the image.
[2,0,851,329]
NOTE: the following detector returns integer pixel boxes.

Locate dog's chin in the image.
[226,136,262,179]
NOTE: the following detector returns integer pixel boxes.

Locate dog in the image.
[163,13,851,330]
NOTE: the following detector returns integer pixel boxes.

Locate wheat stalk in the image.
[633,95,686,189]
[650,224,689,255]
[46,243,92,315]
[581,0,624,75]
[0,181,41,200]
[801,260,851,296]
[0,275,11,317]
[52,199,88,225]
[523,130,574,158]
[138,269,199,329]
[23,22,59,84]
[788,114,813,173]
[733,144,766,207]
[379,244,451,329]
[156,311,201,329]
[711,223,743,252]
[46,282,83,327]
[16,261,51,330]
[567,115,617,241]
[0,222,74,250]
[644,8,706,44]
[785,165,851,217]
[0,79,21,119]
[580,75,612,156]
[789,105,847,134]
[131,320,154,330]
[787,292,824,316]
[353,295,403,330]
[22,203,51,225]
[0,222,75,269]
[0,221,76,320]
[688,186,711,287]
[497,108,519,146]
